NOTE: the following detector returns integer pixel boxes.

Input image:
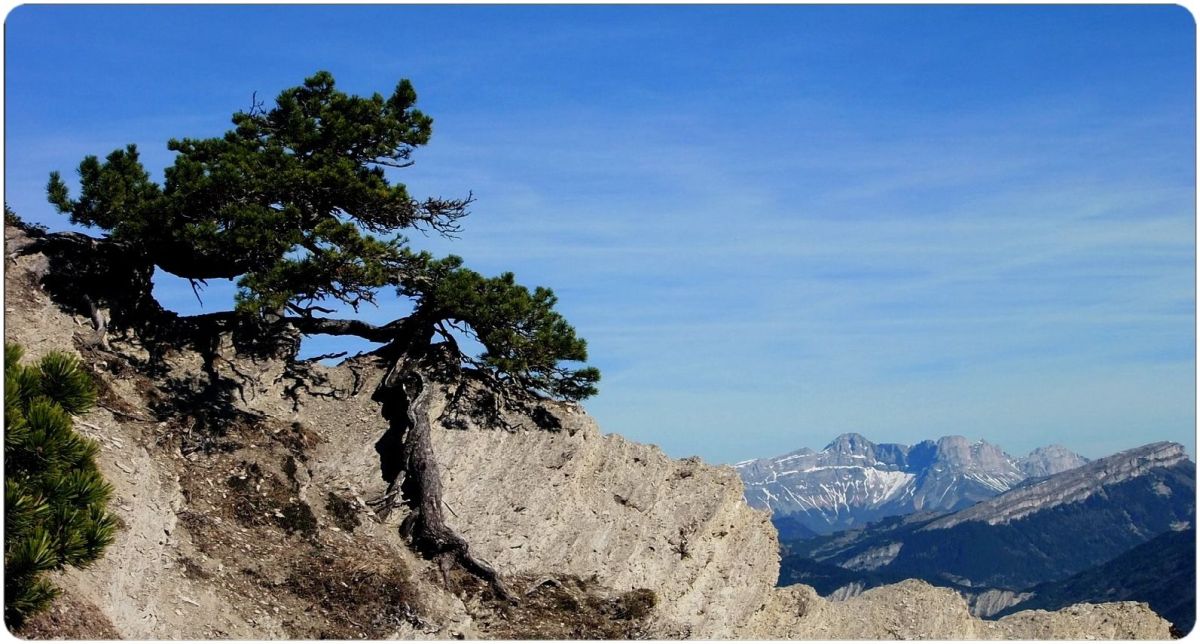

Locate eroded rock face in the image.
[427,391,779,638]
[969,589,1035,618]
[2,224,1177,639]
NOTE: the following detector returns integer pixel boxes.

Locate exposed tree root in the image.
[373,364,516,603]
[13,224,518,606]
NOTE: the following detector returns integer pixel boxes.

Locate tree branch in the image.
[189,278,207,307]
[285,302,336,317]
[282,315,404,343]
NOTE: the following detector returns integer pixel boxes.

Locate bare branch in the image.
[189,278,207,306]
[368,159,417,169]
[299,350,349,364]
[282,315,404,343]
[286,302,336,317]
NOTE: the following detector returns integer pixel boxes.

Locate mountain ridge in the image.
[779,441,1194,610]
[737,432,1089,534]
[996,526,1195,635]
[927,441,1188,529]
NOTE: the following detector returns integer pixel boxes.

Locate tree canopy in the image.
[48,71,598,401]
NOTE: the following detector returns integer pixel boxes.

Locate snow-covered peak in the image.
[737,433,1091,536]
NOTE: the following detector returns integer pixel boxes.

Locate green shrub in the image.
[4,343,116,628]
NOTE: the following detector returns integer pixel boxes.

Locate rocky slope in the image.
[3,222,1174,639]
[737,433,1088,535]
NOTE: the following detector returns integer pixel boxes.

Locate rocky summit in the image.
[736,433,1088,535]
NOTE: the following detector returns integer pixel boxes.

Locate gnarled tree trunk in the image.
[373,364,515,602]
[13,224,516,603]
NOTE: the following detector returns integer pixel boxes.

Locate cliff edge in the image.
[3,223,1173,639]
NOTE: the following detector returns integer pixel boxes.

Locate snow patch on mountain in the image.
[737,434,1090,535]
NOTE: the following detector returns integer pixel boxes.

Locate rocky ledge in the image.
[3,223,1175,639]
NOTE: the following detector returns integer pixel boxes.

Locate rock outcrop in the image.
[744,580,1170,639]
[431,396,778,637]
[3,223,1175,639]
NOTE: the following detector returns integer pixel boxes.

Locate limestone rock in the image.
[2,223,1175,639]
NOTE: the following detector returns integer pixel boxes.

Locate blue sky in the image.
[5,5,1195,463]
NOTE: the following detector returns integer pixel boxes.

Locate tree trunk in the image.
[16,225,515,602]
[374,359,515,603]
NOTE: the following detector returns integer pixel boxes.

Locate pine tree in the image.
[40,71,599,602]
[4,343,117,628]
[46,70,599,401]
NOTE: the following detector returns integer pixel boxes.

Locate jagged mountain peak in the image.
[929,436,1019,473]
[932,435,1002,455]
[823,432,876,454]
[928,441,1191,529]
[1026,443,1076,456]
[737,433,1091,535]
[782,441,1195,622]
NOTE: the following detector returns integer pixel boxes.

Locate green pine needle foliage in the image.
[398,253,600,400]
[35,353,98,415]
[4,343,116,628]
[44,72,601,402]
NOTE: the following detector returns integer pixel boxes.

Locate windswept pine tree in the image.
[45,71,598,401]
[37,71,600,598]
[4,343,117,627]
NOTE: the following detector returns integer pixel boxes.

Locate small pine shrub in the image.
[4,343,117,628]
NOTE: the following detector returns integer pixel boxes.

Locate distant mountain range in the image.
[736,433,1089,535]
[775,441,1195,631]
